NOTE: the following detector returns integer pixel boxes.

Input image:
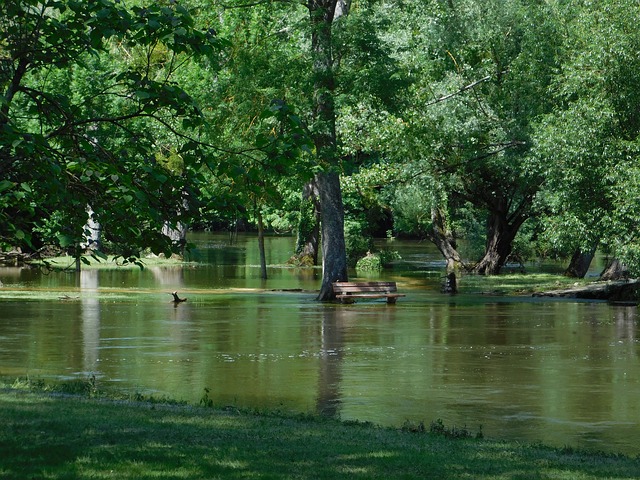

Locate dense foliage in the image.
[1,0,223,262]
[3,0,640,278]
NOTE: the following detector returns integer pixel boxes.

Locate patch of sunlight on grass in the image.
[368,450,396,459]
[337,466,371,475]
[538,470,594,480]
[338,451,396,461]
[213,459,249,470]
[30,255,191,270]
[77,464,197,480]
[118,461,196,479]
[462,272,588,295]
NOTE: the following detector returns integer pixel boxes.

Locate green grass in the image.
[458,272,591,296]
[27,254,191,271]
[0,381,638,480]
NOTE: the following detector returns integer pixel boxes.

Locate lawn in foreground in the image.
[0,390,638,480]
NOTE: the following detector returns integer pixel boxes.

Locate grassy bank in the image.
[1,386,638,480]
[456,272,591,296]
[27,254,190,271]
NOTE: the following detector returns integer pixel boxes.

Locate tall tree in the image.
[309,0,348,299]
[0,0,221,262]
[533,0,640,277]
[378,0,561,274]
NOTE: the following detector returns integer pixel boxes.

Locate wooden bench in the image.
[332,281,405,304]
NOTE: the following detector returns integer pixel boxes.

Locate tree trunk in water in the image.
[292,181,320,265]
[428,207,463,272]
[473,210,526,275]
[564,245,597,278]
[600,258,629,281]
[308,0,348,301]
[316,171,348,300]
[256,208,267,280]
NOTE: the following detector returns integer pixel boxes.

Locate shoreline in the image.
[1,381,638,479]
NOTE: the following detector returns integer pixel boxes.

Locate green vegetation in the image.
[1,381,638,480]
[458,273,591,296]
[4,2,640,471]
[5,0,640,292]
[28,254,191,271]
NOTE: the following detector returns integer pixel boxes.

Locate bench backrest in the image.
[332,281,398,294]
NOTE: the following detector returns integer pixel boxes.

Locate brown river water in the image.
[0,233,639,456]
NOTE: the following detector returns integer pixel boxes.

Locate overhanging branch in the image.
[426,71,508,107]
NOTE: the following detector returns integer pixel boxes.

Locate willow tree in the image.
[533,0,640,278]
[378,0,561,274]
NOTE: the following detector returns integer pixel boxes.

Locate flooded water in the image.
[1,233,639,456]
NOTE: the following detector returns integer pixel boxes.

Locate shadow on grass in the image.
[1,391,638,480]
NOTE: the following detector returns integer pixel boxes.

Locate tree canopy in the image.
[1,0,221,262]
[3,0,640,283]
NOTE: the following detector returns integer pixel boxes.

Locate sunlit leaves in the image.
[532,0,640,272]
[0,0,224,258]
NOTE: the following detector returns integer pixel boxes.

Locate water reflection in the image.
[80,269,100,375]
[316,308,344,417]
[614,305,637,343]
[0,234,639,456]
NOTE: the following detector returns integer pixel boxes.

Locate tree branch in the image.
[426,71,508,107]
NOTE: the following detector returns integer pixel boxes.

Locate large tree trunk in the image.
[473,209,526,275]
[316,171,348,299]
[309,0,348,301]
[600,258,629,281]
[428,207,464,272]
[564,244,597,278]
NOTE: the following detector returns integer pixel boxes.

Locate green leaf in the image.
[0,180,15,193]
[57,234,75,248]
[134,90,152,100]
[92,250,108,261]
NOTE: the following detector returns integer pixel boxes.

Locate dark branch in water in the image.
[171,291,187,303]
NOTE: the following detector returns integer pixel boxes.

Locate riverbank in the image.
[1,386,637,479]
[26,253,191,270]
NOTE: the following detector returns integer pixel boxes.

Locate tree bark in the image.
[161,193,189,257]
[256,207,267,280]
[473,208,527,275]
[161,220,187,255]
[82,205,102,252]
[600,258,629,281]
[564,245,597,278]
[308,0,348,300]
[316,171,348,299]
[427,207,464,272]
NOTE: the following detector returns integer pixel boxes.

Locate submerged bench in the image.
[332,281,405,304]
